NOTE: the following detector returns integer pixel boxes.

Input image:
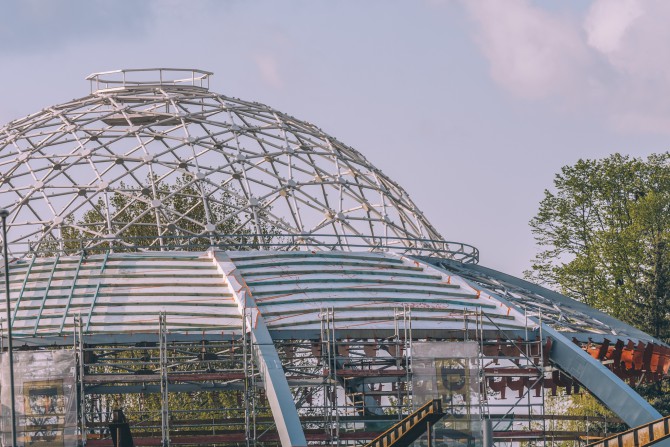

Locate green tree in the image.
[43,174,280,254]
[526,153,670,342]
[543,392,623,446]
[527,153,670,423]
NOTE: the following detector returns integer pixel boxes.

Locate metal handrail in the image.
[86,68,213,93]
[586,414,670,447]
[364,399,444,447]
[17,233,479,264]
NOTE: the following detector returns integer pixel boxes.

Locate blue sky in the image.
[1,0,668,276]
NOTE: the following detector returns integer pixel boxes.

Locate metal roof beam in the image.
[211,249,307,447]
[424,257,661,344]
[32,253,60,334]
[419,257,666,432]
[12,255,37,325]
[58,251,85,334]
[85,250,111,332]
[541,323,663,429]
[6,327,536,347]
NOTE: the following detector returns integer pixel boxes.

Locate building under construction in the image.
[0,69,668,447]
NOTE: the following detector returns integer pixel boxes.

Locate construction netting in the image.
[1,350,77,446]
[412,341,483,447]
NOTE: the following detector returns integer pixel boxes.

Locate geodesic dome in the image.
[0,69,476,261]
[0,69,668,447]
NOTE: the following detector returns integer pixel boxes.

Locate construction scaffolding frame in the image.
[0,302,629,447]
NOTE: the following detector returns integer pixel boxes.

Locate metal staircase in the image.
[364,399,445,447]
[587,415,670,447]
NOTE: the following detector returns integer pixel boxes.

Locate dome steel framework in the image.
[0,69,668,447]
[0,68,476,262]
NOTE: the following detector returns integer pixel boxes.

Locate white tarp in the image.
[413,341,483,447]
[1,350,77,447]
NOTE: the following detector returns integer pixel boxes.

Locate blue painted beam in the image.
[424,257,660,344]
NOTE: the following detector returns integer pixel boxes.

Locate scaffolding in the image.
[8,306,626,447]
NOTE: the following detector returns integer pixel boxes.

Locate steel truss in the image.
[0,68,477,262]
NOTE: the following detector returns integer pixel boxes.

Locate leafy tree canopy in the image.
[526,152,670,342]
[46,174,280,254]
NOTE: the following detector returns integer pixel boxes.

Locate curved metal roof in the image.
[0,68,662,357]
[3,250,515,339]
[2,250,658,346]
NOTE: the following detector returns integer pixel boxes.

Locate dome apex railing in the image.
[14,234,479,264]
[86,68,213,93]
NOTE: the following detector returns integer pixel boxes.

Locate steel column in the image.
[1,209,17,447]
[211,250,308,447]
[159,313,170,447]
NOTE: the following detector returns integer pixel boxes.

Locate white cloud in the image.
[584,0,670,132]
[586,0,670,81]
[584,0,643,55]
[458,0,670,134]
[462,0,589,100]
[254,54,284,89]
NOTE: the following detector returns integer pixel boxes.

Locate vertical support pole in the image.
[1,209,17,447]
[75,315,87,445]
[476,307,489,431]
[426,421,432,447]
[243,307,250,447]
[320,309,332,442]
[250,331,257,445]
[159,313,170,447]
[331,308,340,446]
[323,308,339,445]
[463,308,469,341]
[243,305,256,447]
[405,304,413,415]
[395,307,403,419]
[482,418,493,447]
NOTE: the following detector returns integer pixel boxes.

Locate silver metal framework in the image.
[422,257,670,439]
[159,312,170,447]
[0,68,668,447]
[0,68,465,260]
